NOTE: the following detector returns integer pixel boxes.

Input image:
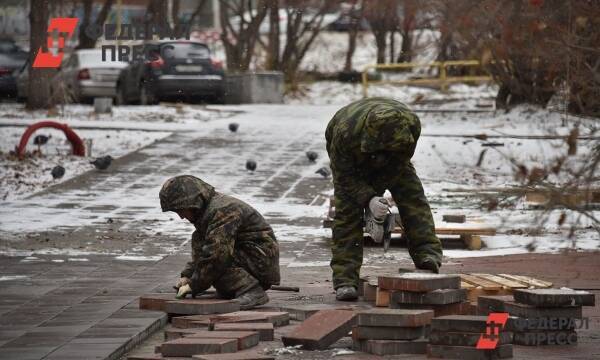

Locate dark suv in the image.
[116,41,225,105]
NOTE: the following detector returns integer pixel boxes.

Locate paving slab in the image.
[352,325,425,340]
[431,315,516,333]
[160,337,238,357]
[213,323,274,341]
[171,315,212,329]
[209,311,289,327]
[378,273,461,292]
[391,300,474,316]
[391,288,468,305]
[513,289,595,307]
[503,301,582,319]
[192,351,275,360]
[513,330,578,346]
[184,330,260,350]
[477,295,514,315]
[356,308,433,327]
[279,304,349,321]
[365,338,428,355]
[165,299,240,316]
[429,330,513,347]
[140,294,178,312]
[281,309,356,350]
[427,344,514,359]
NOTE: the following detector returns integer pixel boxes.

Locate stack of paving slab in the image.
[428,315,514,359]
[352,309,434,355]
[380,273,473,316]
[478,288,595,346]
[131,293,288,359]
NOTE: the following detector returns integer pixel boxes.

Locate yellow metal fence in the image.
[361,60,493,97]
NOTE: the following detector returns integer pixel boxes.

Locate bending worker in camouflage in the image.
[159,175,281,309]
[325,97,443,301]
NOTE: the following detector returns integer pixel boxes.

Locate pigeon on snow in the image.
[246,160,257,172]
[228,123,239,133]
[306,151,318,162]
[315,166,331,178]
[90,155,113,170]
[51,165,65,179]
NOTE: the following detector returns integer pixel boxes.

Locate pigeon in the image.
[228,123,239,133]
[33,134,51,146]
[90,155,113,170]
[33,134,51,153]
[315,166,331,178]
[245,160,257,172]
[306,151,318,162]
[51,165,65,179]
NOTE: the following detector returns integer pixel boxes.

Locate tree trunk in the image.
[374,30,387,64]
[27,0,52,110]
[76,0,114,49]
[344,26,358,71]
[389,30,395,63]
[265,0,280,70]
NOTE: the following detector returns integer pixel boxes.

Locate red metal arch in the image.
[17,121,85,157]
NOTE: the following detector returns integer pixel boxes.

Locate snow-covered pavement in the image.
[0,98,597,266]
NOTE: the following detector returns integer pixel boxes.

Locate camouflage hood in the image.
[360,102,420,153]
[159,175,215,212]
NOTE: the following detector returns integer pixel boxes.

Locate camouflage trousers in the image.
[190,240,281,298]
[330,162,442,289]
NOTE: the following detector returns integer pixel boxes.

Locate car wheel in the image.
[115,85,127,105]
[140,83,157,105]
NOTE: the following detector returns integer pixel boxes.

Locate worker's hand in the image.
[174,276,191,289]
[176,284,192,299]
[369,197,390,219]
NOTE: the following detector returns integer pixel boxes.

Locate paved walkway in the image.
[0,105,598,359]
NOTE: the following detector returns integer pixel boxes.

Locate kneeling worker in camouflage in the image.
[326,97,443,301]
[159,175,280,309]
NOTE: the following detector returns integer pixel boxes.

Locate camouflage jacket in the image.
[325,97,421,207]
[159,176,279,282]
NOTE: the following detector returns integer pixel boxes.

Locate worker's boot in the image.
[416,259,440,274]
[336,286,358,301]
[236,285,269,310]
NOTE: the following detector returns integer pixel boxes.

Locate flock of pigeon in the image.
[37,122,331,182]
[228,122,330,178]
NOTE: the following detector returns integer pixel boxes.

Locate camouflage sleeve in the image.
[190,206,242,290]
[329,144,378,208]
[181,230,201,278]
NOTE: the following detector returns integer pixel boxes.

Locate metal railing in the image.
[361,60,493,97]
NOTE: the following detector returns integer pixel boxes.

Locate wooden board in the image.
[471,273,527,289]
[497,274,553,288]
[459,274,503,291]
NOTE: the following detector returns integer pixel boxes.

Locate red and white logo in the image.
[476,312,509,350]
[32,18,78,68]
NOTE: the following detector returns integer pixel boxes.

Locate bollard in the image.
[94,97,113,114]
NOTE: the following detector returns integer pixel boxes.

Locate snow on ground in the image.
[0,84,597,262]
[0,126,171,201]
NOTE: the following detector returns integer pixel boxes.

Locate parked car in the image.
[0,39,28,99]
[17,49,126,103]
[51,48,127,103]
[116,41,225,105]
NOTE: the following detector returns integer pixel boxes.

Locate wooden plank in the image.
[467,288,512,303]
[472,274,526,289]
[375,288,390,307]
[461,235,482,250]
[393,227,496,236]
[498,274,552,288]
[459,274,503,291]
[461,281,475,289]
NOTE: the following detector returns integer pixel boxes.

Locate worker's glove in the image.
[365,209,385,243]
[175,276,191,289]
[369,197,390,219]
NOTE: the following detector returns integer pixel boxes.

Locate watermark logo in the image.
[32,18,78,68]
[476,312,509,350]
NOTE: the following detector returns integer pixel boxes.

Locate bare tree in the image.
[364,0,397,64]
[265,0,280,70]
[27,0,52,110]
[76,0,114,49]
[343,0,364,72]
[219,0,268,72]
[276,0,338,87]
